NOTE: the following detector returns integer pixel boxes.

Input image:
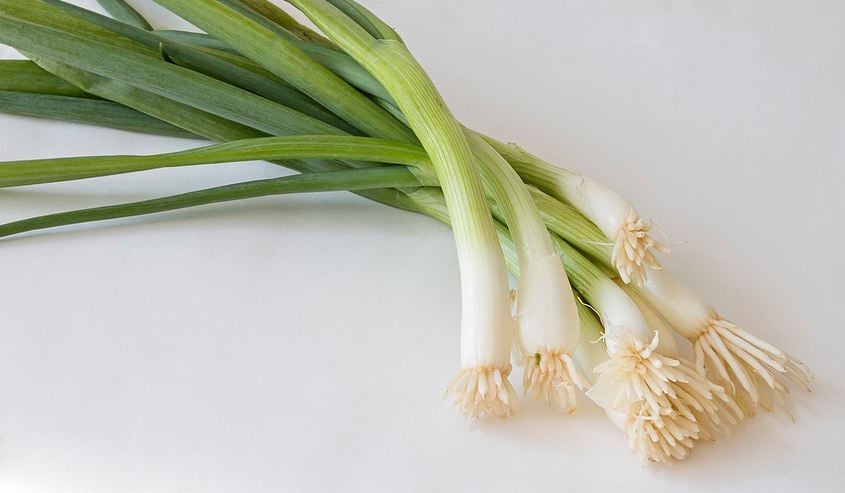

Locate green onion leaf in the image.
[95,0,152,30]
[0,135,434,188]
[0,167,419,240]
[0,90,194,138]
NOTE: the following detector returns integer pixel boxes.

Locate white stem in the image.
[588,280,653,356]
[617,280,681,357]
[467,131,583,411]
[636,267,715,338]
[515,254,580,353]
[458,247,513,368]
[284,1,517,417]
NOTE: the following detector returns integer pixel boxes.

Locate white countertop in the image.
[1,1,843,491]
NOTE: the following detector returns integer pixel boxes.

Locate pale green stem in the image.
[573,302,608,383]
[465,130,555,265]
[287,0,511,372]
[552,235,620,317]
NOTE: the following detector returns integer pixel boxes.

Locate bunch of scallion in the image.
[0,0,812,464]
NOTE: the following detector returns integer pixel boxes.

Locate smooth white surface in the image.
[1,1,844,491]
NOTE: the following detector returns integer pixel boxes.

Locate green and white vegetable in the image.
[0,0,811,464]
[555,240,740,463]
[280,0,519,418]
[468,132,583,412]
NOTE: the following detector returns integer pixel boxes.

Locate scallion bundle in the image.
[0,0,811,464]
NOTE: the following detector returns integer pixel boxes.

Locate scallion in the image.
[0,0,812,465]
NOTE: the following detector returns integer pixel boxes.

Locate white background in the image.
[1,1,844,491]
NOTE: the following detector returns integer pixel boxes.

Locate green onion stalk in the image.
[191,0,518,419]
[481,137,670,286]
[0,135,437,188]
[66,0,538,418]
[0,90,194,137]
[0,167,420,239]
[0,2,625,281]
[14,55,796,416]
[82,0,666,288]
[466,132,583,412]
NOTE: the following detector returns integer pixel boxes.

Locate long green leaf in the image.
[0,135,435,188]
[0,167,420,240]
[27,58,378,179]
[0,60,91,98]
[95,0,152,30]
[0,51,380,140]
[31,58,262,142]
[0,74,614,274]
[38,1,354,133]
[323,0,401,42]
[45,1,342,126]
[0,90,194,137]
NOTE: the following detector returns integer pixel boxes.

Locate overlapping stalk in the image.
[279,0,517,418]
[467,133,583,412]
[0,0,811,464]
